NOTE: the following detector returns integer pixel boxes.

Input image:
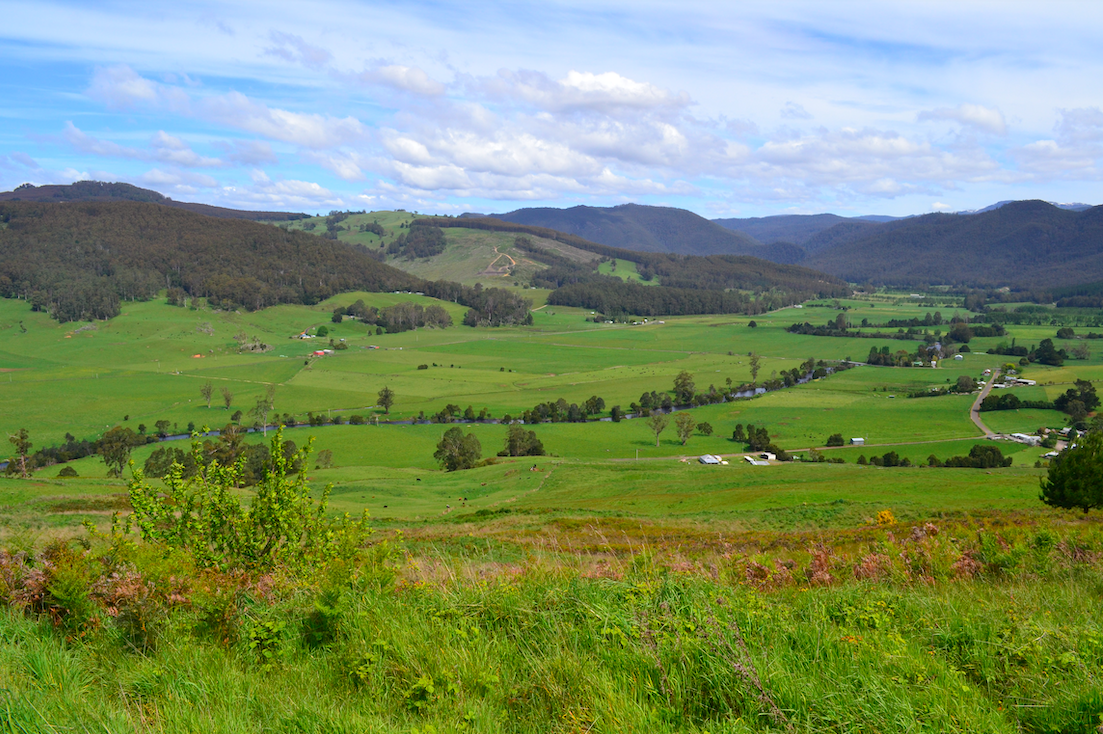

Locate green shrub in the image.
[126,428,371,572]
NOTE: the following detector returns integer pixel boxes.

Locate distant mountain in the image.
[0,181,309,221]
[486,203,804,262]
[803,200,1103,289]
[967,200,1093,215]
[800,219,885,254]
[713,213,853,246]
[713,212,910,247]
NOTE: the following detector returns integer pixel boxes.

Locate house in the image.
[698,454,722,465]
[312,350,326,356]
[759,451,776,461]
[954,354,964,361]
[850,437,865,445]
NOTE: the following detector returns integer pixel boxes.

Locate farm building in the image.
[743,457,770,466]
[698,454,723,465]
[850,437,865,445]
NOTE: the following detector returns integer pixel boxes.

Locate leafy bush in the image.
[126,428,371,572]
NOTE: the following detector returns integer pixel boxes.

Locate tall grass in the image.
[1,516,1101,733]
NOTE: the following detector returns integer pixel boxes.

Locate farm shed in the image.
[850,437,865,446]
[698,454,722,465]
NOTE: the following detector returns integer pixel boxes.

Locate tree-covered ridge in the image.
[486,203,811,260]
[803,201,1103,288]
[0,181,309,221]
[420,216,848,310]
[0,201,420,321]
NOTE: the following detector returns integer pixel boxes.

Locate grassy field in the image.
[2,283,1103,732]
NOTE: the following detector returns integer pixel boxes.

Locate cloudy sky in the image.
[1,1,1101,218]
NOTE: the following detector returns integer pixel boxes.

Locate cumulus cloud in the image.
[149,131,222,167]
[63,123,222,167]
[1054,107,1103,144]
[220,170,343,208]
[479,69,689,114]
[265,31,333,71]
[200,92,367,149]
[918,103,1007,135]
[1012,108,1103,179]
[300,150,366,181]
[87,65,190,113]
[359,64,446,95]
[84,67,367,151]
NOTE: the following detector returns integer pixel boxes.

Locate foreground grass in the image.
[1,513,1101,733]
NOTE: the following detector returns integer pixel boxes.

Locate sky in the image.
[1,1,1101,218]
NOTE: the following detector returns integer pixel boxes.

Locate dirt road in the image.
[970,370,1001,438]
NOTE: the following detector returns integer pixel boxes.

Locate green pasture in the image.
[0,438,1049,533]
[597,257,655,285]
[1,291,1096,533]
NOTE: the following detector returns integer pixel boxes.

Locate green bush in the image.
[126,428,371,572]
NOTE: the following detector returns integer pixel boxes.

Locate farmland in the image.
[2,286,1102,733]
[2,289,1099,527]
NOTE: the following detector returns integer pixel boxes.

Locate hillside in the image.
[713,213,853,246]
[487,203,804,262]
[804,200,1103,288]
[0,181,309,221]
[0,200,419,321]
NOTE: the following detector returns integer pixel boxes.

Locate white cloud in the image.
[200,92,367,149]
[480,69,690,114]
[149,131,222,167]
[264,31,333,71]
[300,150,366,181]
[918,104,1007,135]
[359,64,446,96]
[62,122,222,167]
[1055,107,1103,144]
[86,64,190,113]
[223,170,343,208]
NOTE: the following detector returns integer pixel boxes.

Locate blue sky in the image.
[1,0,1101,217]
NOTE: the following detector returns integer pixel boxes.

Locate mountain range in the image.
[480,199,1102,289]
[3,181,1101,291]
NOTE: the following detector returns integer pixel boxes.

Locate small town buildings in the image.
[1009,432,1041,446]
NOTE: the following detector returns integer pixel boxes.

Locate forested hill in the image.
[0,181,309,222]
[713,213,852,246]
[414,215,845,294]
[485,203,804,262]
[0,200,418,321]
[803,201,1103,288]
